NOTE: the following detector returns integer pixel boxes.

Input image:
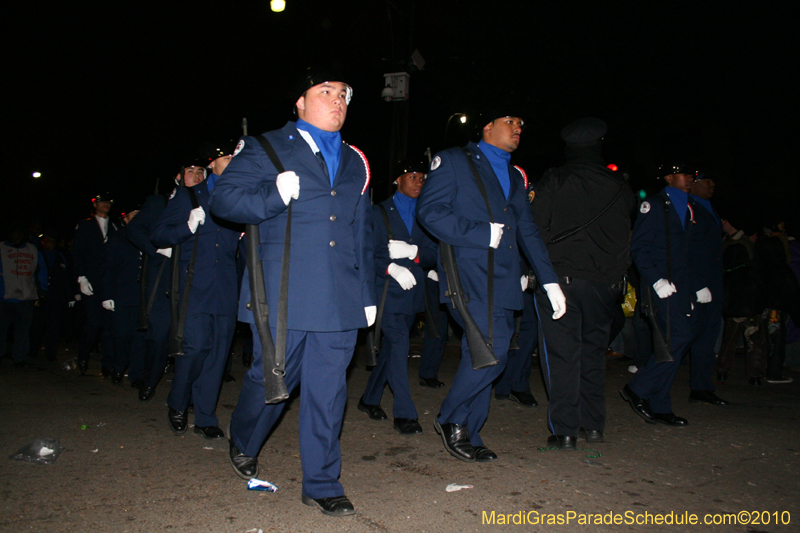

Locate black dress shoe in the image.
[301,494,356,517]
[578,428,604,443]
[167,407,188,434]
[111,371,124,385]
[547,435,577,450]
[419,377,445,388]
[474,446,498,462]
[357,397,387,420]
[139,386,156,402]
[393,418,423,435]
[689,390,728,405]
[651,412,689,426]
[229,439,259,479]
[433,419,475,462]
[223,373,236,383]
[77,359,89,375]
[131,379,144,390]
[508,390,538,407]
[620,385,656,424]
[749,376,763,386]
[194,425,224,439]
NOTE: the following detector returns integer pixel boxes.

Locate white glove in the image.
[543,283,566,319]
[521,275,529,291]
[696,287,712,303]
[365,306,376,326]
[653,278,677,299]
[276,171,300,205]
[489,222,504,249]
[388,263,416,290]
[68,301,76,308]
[102,300,115,311]
[388,240,418,260]
[74,294,82,302]
[78,276,94,296]
[187,207,206,233]
[157,247,172,258]
[427,269,439,282]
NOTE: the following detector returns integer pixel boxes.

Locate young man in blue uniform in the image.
[73,193,118,375]
[359,161,437,435]
[687,172,728,405]
[209,71,375,517]
[151,154,240,440]
[417,111,564,463]
[621,163,714,426]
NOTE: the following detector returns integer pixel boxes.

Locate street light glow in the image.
[271,0,285,12]
[32,172,41,178]
[459,115,467,123]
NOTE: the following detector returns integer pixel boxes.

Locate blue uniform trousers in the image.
[628,309,705,413]
[438,300,513,447]
[363,312,418,419]
[142,296,170,388]
[167,312,235,427]
[78,294,114,368]
[689,303,721,392]
[231,327,357,499]
[495,291,537,396]
[111,305,146,382]
[537,279,618,436]
[419,279,449,380]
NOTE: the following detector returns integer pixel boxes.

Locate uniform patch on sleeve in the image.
[430,156,441,171]
[347,144,371,194]
[640,201,650,214]
[233,139,245,157]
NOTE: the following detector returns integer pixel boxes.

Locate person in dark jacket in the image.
[102,208,146,386]
[530,118,635,448]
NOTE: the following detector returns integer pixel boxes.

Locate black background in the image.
[6,1,798,238]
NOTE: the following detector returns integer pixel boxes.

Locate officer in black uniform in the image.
[102,207,146,386]
[73,192,119,375]
[531,118,635,449]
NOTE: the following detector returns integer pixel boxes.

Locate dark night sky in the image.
[6,1,798,238]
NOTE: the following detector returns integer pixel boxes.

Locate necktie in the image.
[315,152,331,184]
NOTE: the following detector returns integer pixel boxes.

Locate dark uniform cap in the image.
[396,159,428,176]
[200,140,237,166]
[658,162,693,178]
[561,117,607,145]
[694,171,711,181]
[296,67,352,104]
[92,192,114,204]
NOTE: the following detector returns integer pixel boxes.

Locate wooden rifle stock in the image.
[439,241,498,370]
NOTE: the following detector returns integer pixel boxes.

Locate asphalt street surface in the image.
[2,338,799,532]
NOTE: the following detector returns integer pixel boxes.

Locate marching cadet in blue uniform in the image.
[151,153,240,440]
[209,71,375,517]
[416,110,564,463]
[687,172,728,405]
[621,163,712,426]
[102,207,146,386]
[359,160,437,435]
[73,192,118,375]
[127,164,209,401]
